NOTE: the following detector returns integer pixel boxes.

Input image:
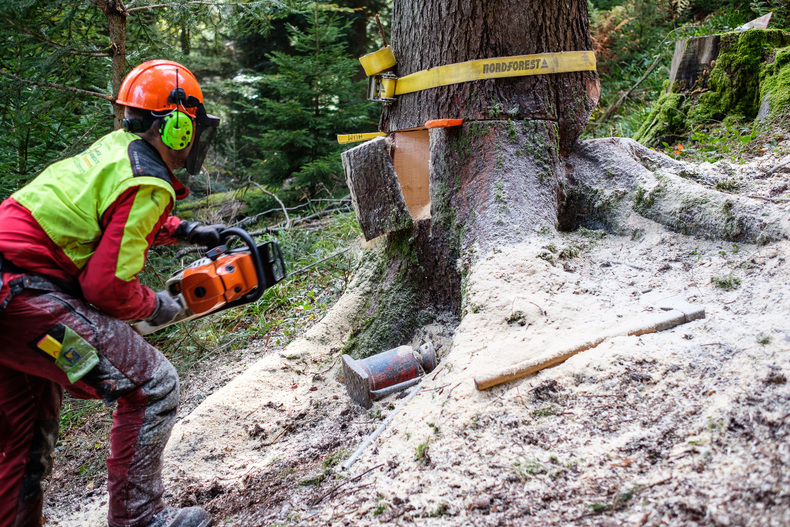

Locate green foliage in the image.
[373,498,388,516]
[661,120,758,163]
[634,29,790,161]
[0,1,114,199]
[243,4,377,197]
[415,439,431,464]
[513,456,546,480]
[712,273,741,290]
[691,30,790,122]
[633,92,687,146]
[0,0,318,201]
[586,0,765,140]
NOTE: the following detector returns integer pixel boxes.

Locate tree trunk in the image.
[384,0,599,258]
[341,0,599,357]
[97,0,128,129]
[383,0,599,155]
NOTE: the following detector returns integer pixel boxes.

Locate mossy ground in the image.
[634,29,790,157]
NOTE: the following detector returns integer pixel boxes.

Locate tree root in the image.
[563,137,790,244]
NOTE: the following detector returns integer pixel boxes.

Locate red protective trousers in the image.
[0,279,180,527]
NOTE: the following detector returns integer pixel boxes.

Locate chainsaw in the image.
[133,227,286,335]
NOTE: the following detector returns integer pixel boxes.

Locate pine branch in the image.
[0,14,111,57]
[127,1,235,13]
[126,1,286,14]
[0,70,114,102]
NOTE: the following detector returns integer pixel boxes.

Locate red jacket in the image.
[0,130,189,321]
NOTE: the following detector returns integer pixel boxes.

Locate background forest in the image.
[0,0,786,206]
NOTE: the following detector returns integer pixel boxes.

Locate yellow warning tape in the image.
[394,51,596,95]
[337,132,387,144]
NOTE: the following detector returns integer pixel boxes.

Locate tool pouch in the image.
[56,326,100,384]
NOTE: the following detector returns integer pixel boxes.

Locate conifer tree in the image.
[244,3,376,198]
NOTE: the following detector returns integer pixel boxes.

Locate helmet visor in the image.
[185,106,220,175]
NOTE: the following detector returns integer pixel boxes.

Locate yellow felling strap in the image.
[337,132,387,145]
[337,119,465,144]
[394,51,596,95]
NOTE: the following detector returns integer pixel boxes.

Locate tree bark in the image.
[383,0,599,155]
[343,137,413,240]
[386,0,599,257]
[97,0,128,129]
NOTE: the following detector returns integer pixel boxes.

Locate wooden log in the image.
[341,137,412,241]
[474,301,705,391]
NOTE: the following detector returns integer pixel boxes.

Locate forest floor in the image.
[45,143,790,526]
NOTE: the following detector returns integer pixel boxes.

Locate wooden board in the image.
[392,130,431,220]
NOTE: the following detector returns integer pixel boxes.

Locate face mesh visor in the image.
[185,111,220,175]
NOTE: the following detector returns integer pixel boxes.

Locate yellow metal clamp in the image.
[367,72,399,104]
[359,46,397,76]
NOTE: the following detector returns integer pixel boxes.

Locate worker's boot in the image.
[148,506,212,527]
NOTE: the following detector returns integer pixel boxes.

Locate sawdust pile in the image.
[48,148,790,526]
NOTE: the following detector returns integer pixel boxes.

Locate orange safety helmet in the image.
[117,60,203,117]
[117,60,220,175]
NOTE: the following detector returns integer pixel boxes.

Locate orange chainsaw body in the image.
[173,252,259,315]
[133,229,286,336]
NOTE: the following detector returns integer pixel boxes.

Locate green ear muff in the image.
[159,111,194,150]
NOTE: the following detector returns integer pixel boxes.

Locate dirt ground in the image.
[45,146,789,526]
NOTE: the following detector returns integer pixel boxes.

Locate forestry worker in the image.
[0,60,223,527]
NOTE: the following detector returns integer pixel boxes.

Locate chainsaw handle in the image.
[218,227,267,310]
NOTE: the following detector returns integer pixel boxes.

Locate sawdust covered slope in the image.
[332,232,789,526]
[316,147,790,526]
[175,151,788,525]
[52,146,790,526]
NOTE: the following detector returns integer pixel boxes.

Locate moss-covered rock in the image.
[760,45,790,121]
[632,92,688,148]
[634,29,790,148]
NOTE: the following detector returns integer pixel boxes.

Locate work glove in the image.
[146,290,183,327]
[176,221,225,248]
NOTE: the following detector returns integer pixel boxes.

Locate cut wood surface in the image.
[668,35,720,92]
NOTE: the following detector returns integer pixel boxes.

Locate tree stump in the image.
[635,29,790,147]
[668,35,720,93]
